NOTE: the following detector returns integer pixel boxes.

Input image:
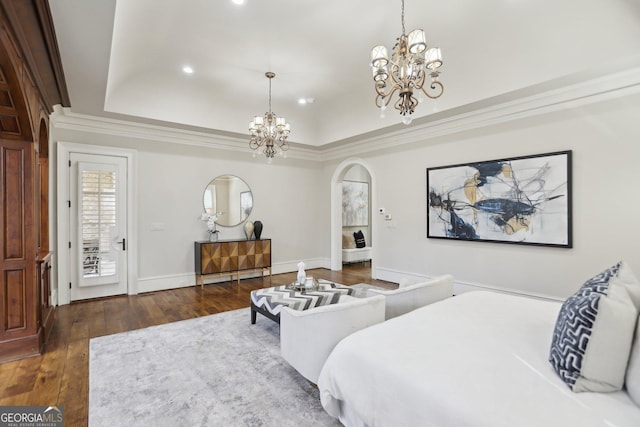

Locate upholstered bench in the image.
[250,282,356,324]
[342,247,372,264]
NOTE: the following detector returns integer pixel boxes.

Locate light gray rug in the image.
[89,307,341,427]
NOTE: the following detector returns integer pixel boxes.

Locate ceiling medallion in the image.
[371,0,444,125]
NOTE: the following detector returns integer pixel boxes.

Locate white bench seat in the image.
[342,247,372,263]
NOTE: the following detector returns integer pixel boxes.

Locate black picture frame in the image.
[426,150,572,248]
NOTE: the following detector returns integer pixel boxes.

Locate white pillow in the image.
[549,261,640,392]
[626,315,640,406]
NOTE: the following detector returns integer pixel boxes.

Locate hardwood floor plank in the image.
[58,339,89,427]
[1,358,41,398]
[86,300,107,339]
[0,265,394,426]
[102,297,130,336]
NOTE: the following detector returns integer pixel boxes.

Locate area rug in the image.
[89,307,341,427]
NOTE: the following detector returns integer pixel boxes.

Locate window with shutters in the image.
[80,167,117,279]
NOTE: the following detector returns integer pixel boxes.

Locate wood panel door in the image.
[0,140,36,354]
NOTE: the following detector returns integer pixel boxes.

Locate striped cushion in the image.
[250,283,355,317]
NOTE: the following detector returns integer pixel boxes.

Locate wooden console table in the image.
[194,239,272,288]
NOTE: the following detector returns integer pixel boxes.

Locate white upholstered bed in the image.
[317,291,640,427]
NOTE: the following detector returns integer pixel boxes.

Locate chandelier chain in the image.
[401,0,405,36]
[268,77,272,114]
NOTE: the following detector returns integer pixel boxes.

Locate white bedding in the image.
[317,291,640,427]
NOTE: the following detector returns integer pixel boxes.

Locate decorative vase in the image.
[253,220,263,240]
[209,232,218,242]
[244,221,254,240]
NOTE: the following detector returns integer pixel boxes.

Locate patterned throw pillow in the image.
[353,230,366,248]
[549,261,640,392]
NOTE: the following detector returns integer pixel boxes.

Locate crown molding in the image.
[320,62,640,160]
[51,61,640,163]
[50,106,323,161]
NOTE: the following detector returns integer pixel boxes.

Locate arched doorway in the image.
[330,158,377,277]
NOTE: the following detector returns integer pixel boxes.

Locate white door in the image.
[69,153,128,300]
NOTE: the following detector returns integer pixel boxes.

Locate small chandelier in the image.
[371,0,444,125]
[249,72,290,162]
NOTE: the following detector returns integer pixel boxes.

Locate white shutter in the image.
[78,162,118,286]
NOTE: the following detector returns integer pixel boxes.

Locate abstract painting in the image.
[342,181,369,226]
[427,151,572,247]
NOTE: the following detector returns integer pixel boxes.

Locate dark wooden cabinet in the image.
[0,1,69,362]
[195,239,272,288]
[0,140,38,361]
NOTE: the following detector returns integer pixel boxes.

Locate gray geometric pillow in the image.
[549,261,640,392]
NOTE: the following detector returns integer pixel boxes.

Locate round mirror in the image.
[203,175,253,227]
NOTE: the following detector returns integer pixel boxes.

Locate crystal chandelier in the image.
[249,72,290,162]
[370,0,444,125]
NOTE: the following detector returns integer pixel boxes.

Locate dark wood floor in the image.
[0,264,394,427]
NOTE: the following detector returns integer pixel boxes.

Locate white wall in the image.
[342,92,640,299]
[51,126,329,295]
[50,89,640,301]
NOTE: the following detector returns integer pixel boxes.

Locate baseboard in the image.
[374,267,563,302]
[137,273,197,293]
[274,258,330,274]
[136,258,332,294]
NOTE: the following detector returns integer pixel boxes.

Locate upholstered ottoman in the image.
[250,281,356,324]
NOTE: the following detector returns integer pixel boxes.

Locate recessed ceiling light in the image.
[298,97,315,105]
[232,0,245,5]
[182,66,194,74]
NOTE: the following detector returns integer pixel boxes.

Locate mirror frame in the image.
[203,175,253,227]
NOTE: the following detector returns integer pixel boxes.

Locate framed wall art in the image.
[240,191,252,222]
[342,180,369,226]
[427,150,572,247]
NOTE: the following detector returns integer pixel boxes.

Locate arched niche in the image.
[330,158,377,275]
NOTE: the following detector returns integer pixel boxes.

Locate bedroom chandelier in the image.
[370,0,444,125]
[249,72,290,162]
